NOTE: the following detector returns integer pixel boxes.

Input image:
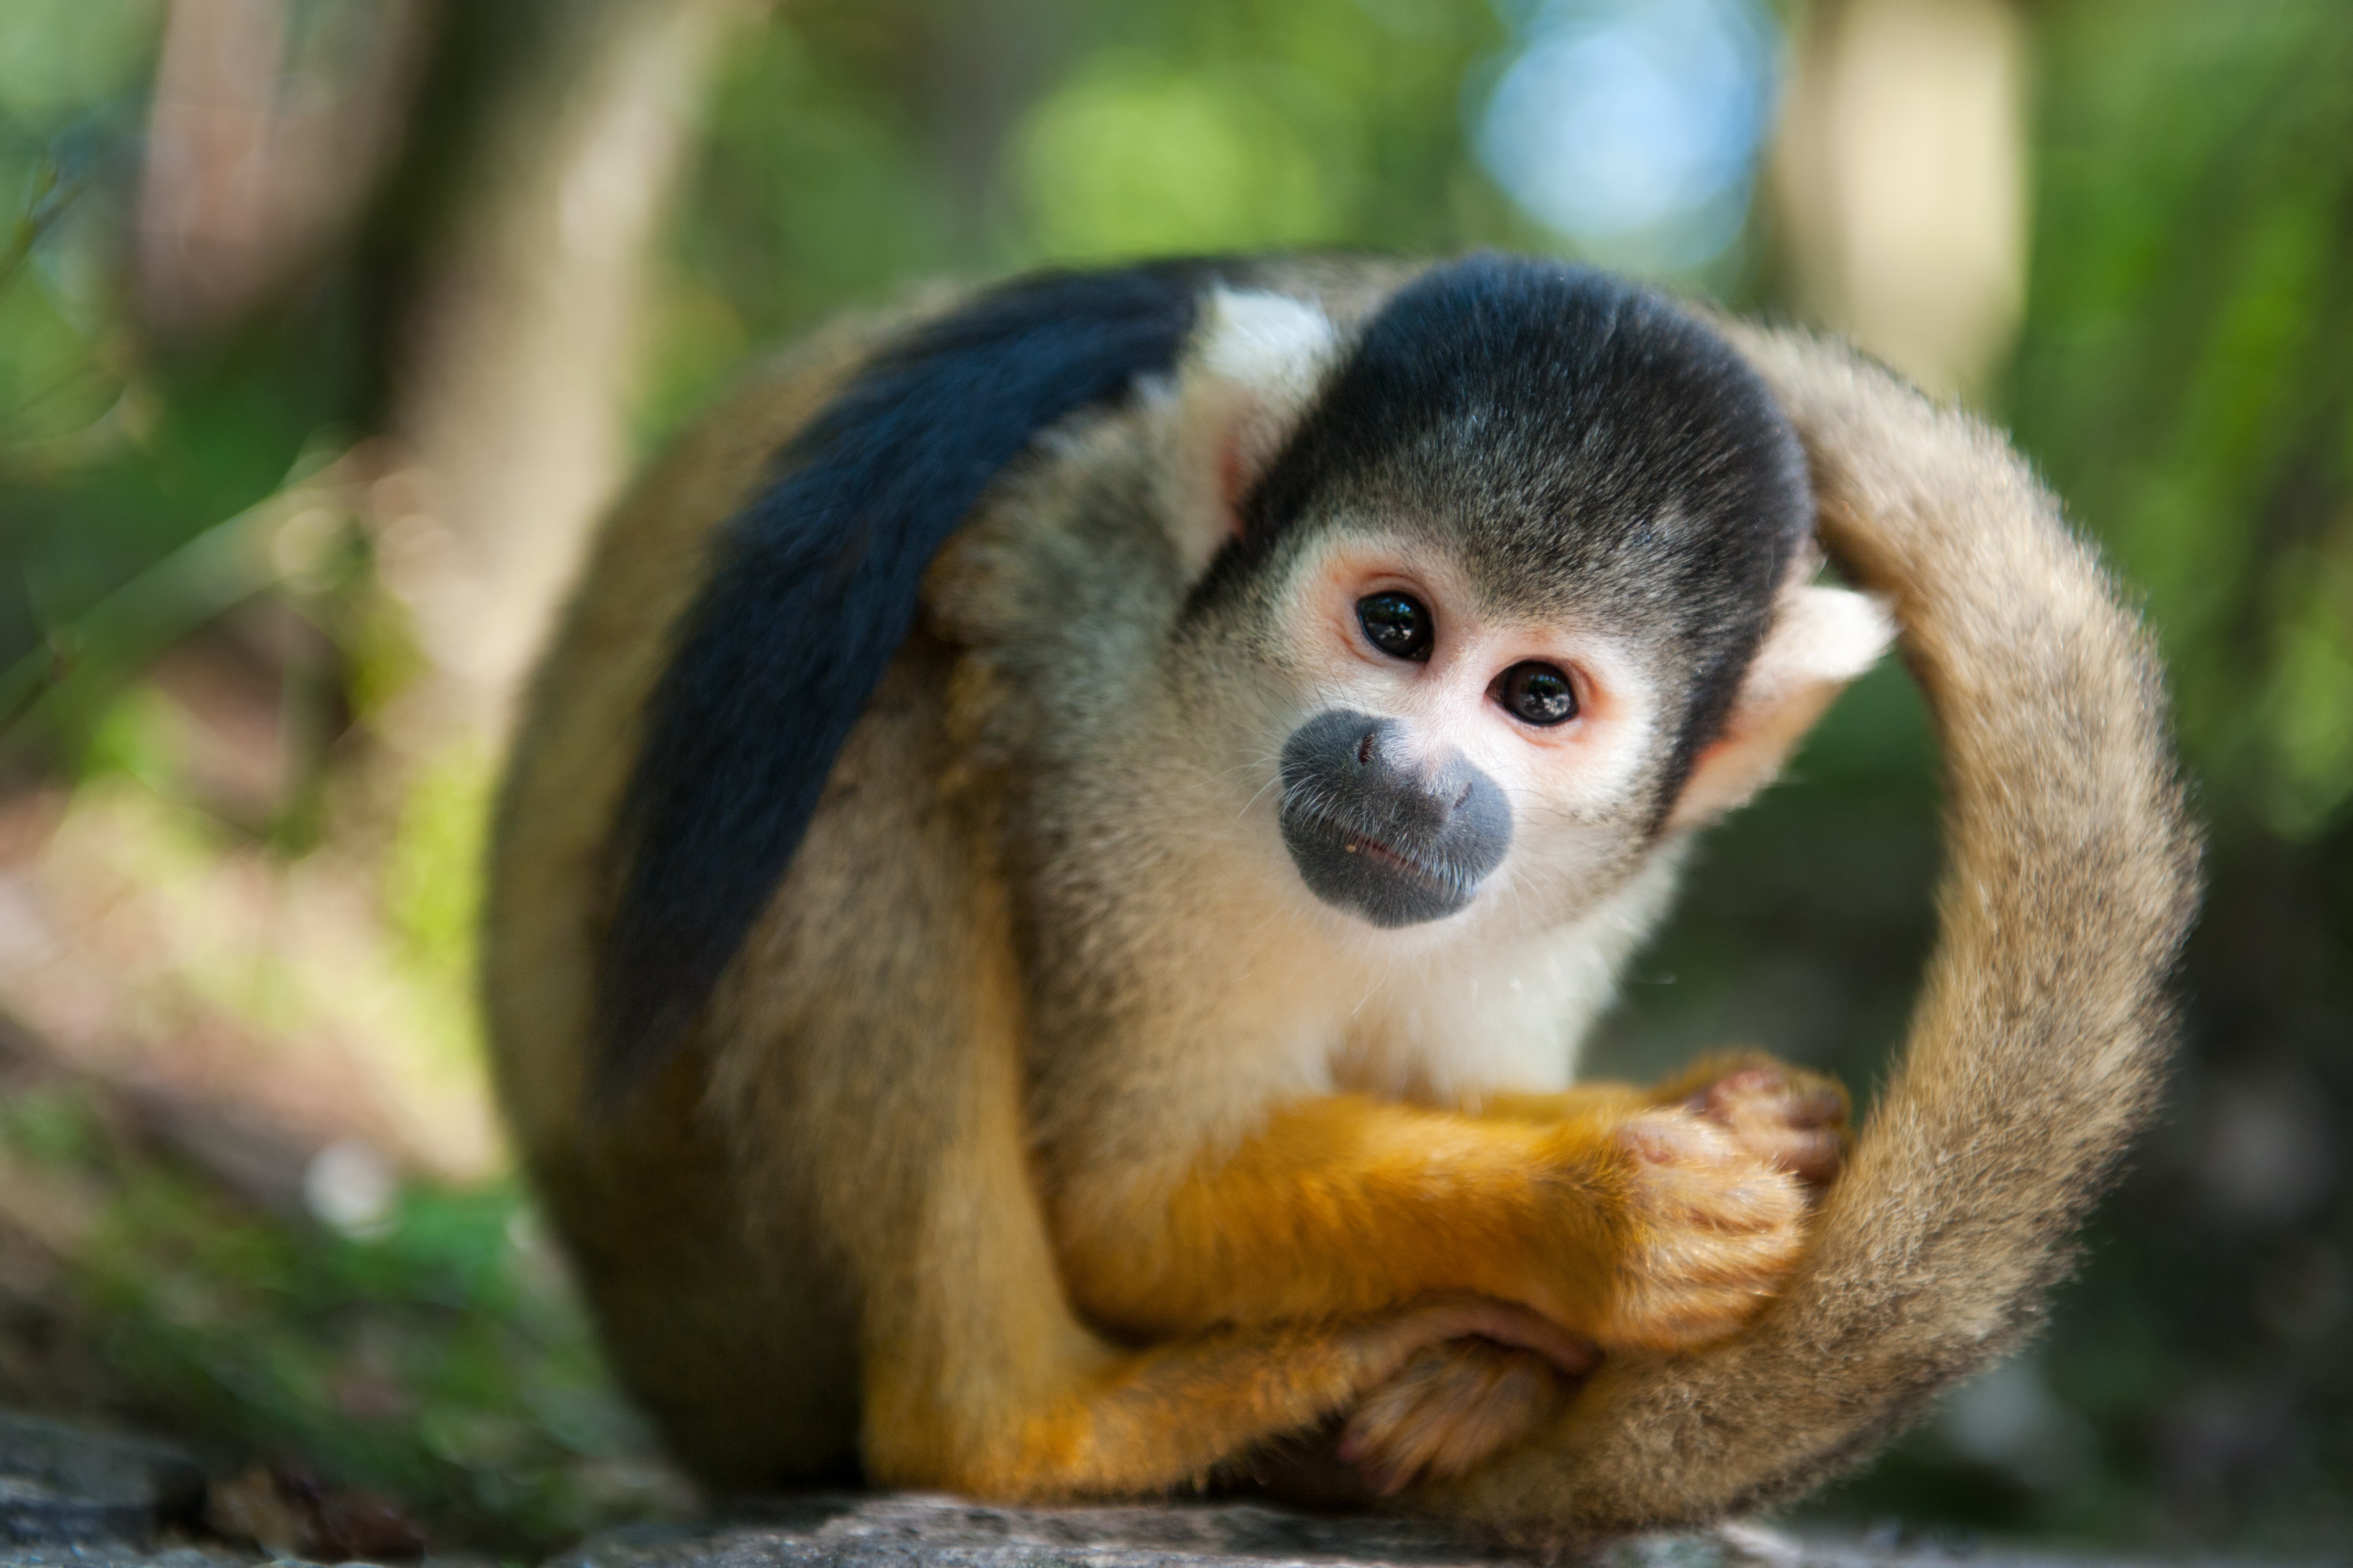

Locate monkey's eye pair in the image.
[1357,592,1432,661]
[1496,662,1577,726]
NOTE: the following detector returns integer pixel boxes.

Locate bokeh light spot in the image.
[1476,0,1779,270]
[1015,56,1349,263]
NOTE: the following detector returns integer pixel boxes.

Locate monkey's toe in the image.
[1338,1340,1570,1496]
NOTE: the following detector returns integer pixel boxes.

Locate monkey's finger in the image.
[1690,1069,1848,1129]
[1648,1049,1789,1105]
[1705,1115,1847,1188]
[1621,1117,1806,1233]
[1602,1275,1786,1351]
[1768,1126,1849,1188]
[1683,1070,1851,1188]
[1623,1108,1738,1165]
[1610,1215,1814,1341]
[1774,1086,1850,1130]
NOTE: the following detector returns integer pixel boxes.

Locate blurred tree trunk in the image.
[367,0,755,740]
[1771,0,2028,398]
[0,0,759,1188]
[136,0,433,341]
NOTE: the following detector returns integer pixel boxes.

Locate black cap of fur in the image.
[1215,254,1813,810]
[598,255,1807,1095]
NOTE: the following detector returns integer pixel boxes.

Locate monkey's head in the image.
[600,253,1896,1087]
[1161,257,1893,938]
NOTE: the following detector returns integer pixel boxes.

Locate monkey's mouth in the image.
[1278,803,1481,929]
[1337,829,1444,885]
[1273,709,1511,930]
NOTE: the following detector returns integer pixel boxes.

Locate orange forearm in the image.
[1054,1094,1637,1342]
[1467,1051,1809,1124]
[1467,1083,1646,1124]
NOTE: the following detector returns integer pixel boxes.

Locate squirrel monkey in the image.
[484,255,2198,1535]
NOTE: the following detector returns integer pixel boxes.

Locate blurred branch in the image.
[0,445,370,746]
[0,159,83,300]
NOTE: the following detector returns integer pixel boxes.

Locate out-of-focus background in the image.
[0,0,2346,1556]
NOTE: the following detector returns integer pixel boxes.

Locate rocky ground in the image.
[1,1411,2283,1568]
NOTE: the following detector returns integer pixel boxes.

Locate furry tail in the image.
[1431,329,2202,1537]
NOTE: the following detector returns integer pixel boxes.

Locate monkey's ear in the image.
[1167,288,1339,574]
[1666,582,1896,829]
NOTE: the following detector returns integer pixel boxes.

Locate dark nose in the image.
[1331,716,1488,834]
[1276,709,1511,928]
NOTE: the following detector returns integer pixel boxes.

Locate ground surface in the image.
[0,1420,2286,1568]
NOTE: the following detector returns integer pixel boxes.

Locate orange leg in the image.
[862,1291,1591,1499]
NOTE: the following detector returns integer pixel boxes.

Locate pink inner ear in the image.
[1688,733,1736,774]
[1665,729,1767,831]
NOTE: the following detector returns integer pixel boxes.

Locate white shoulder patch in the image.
[1160,289,1342,575]
[1195,288,1339,398]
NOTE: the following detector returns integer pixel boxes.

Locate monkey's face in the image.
[1256,533,1673,934]
[1154,267,1886,946]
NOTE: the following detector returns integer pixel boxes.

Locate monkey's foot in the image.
[1335,1339,1576,1496]
[1595,1104,1812,1350]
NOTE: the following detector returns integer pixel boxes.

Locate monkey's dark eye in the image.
[1357,593,1433,661]
[1497,662,1578,726]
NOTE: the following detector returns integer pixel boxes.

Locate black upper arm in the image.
[597,262,1220,1092]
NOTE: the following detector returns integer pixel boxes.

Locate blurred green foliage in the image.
[85,1179,657,1553]
[0,1,150,449]
[645,0,1532,438]
[2015,0,2353,842]
[0,0,2349,1555]
[0,1070,666,1553]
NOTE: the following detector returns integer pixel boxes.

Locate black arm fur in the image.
[599,261,1222,1091]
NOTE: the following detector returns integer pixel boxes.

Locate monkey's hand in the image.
[1592,1057,1850,1350]
[1327,1060,1845,1491]
[1654,1052,1853,1189]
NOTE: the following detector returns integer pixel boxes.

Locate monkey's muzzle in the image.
[1277,709,1511,929]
